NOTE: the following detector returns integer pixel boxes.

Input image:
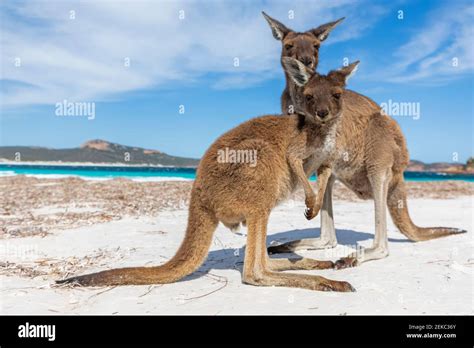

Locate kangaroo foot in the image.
[244,271,355,292]
[335,246,388,269]
[267,257,334,271]
[334,257,359,270]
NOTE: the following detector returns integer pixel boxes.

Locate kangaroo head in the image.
[282,57,359,124]
[262,11,344,70]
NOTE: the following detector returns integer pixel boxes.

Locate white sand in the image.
[1,196,472,315]
[21,175,192,182]
[0,171,192,182]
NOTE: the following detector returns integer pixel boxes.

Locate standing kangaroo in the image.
[263,12,466,266]
[57,61,360,291]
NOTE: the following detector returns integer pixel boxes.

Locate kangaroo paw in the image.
[335,257,359,270]
[304,206,317,220]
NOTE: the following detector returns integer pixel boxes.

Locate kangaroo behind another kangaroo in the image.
[263,12,466,265]
[57,60,360,292]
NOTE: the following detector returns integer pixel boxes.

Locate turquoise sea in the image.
[1,164,473,182]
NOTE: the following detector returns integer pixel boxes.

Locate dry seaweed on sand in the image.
[1,175,472,239]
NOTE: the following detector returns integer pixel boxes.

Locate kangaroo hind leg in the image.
[335,171,390,269]
[243,213,354,292]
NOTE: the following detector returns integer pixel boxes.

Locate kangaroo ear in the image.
[262,11,291,41]
[309,17,345,41]
[282,57,314,87]
[328,61,360,86]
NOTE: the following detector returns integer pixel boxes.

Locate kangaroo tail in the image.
[56,196,218,286]
[387,176,466,242]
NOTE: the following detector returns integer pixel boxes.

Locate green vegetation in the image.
[0,140,200,167]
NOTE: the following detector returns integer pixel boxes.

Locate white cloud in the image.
[0,0,385,107]
[383,2,474,84]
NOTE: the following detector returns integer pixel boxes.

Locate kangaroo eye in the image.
[333,93,342,99]
[305,95,313,102]
[284,44,293,50]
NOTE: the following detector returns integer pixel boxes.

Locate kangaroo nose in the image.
[300,57,313,67]
[317,109,329,118]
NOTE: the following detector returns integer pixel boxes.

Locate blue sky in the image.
[1,0,473,163]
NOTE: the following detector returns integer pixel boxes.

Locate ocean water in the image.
[0,164,473,182]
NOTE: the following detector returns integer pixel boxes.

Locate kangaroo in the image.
[262,11,344,114]
[56,60,360,291]
[263,13,466,266]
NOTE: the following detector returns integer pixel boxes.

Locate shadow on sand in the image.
[184,227,410,281]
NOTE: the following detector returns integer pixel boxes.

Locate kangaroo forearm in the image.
[289,156,315,200]
[281,87,292,114]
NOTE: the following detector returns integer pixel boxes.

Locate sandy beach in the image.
[1,176,473,314]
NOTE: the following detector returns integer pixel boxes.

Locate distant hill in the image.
[0,140,200,167]
[0,140,472,173]
[407,159,474,174]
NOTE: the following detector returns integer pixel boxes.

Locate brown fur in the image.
[263,14,466,259]
[56,64,358,291]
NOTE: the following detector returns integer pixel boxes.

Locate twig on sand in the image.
[213,235,225,248]
[51,280,85,290]
[87,286,117,301]
[182,273,228,302]
[139,285,162,298]
[426,259,451,264]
